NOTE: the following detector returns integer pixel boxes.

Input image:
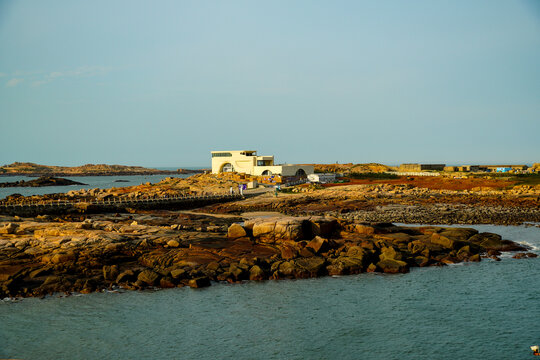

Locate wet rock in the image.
[188,276,211,288]
[249,265,265,280]
[430,233,458,250]
[137,270,160,286]
[170,268,186,280]
[377,259,409,273]
[294,257,326,276]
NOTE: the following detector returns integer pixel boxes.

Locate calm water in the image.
[0,174,193,199]
[1,224,539,359]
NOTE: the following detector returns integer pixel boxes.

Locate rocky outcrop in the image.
[0,176,87,188]
[0,213,532,298]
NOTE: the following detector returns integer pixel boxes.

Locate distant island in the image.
[0,162,206,177]
[0,176,87,188]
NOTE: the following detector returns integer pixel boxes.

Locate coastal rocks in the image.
[0,213,534,299]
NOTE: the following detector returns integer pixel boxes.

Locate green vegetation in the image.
[348,172,400,180]
[509,174,540,186]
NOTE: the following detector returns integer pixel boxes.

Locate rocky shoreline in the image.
[0,173,539,299]
[0,212,534,298]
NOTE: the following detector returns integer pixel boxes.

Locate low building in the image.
[399,163,445,172]
[307,173,337,183]
[478,165,529,172]
[211,150,314,177]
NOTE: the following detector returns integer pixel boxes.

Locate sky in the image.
[1,0,539,168]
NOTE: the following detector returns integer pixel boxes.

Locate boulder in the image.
[306,236,330,254]
[137,270,160,286]
[379,246,402,261]
[377,259,409,273]
[438,228,478,242]
[227,224,247,239]
[278,261,296,277]
[431,233,458,250]
[170,268,186,279]
[167,240,180,248]
[251,218,304,243]
[249,265,265,281]
[294,257,326,276]
[280,243,298,260]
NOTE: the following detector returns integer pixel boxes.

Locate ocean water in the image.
[1,224,539,360]
[0,174,193,199]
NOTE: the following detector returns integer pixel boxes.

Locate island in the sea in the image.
[0,153,539,298]
[0,162,206,177]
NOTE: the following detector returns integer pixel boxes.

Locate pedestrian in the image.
[229,186,233,195]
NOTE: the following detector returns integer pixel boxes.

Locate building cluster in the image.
[211,150,314,184]
[399,163,535,173]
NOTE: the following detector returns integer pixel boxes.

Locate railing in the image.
[0,193,244,214]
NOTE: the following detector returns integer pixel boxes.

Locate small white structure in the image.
[211,150,313,177]
[307,173,336,183]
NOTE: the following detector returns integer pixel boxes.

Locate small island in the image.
[0,162,205,177]
[0,176,87,188]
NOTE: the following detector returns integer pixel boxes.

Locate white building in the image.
[211,150,314,177]
[307,173,336,183]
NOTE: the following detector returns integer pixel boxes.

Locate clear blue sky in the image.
[1,0,539,167]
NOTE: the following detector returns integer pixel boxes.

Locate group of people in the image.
[229,184,247,196]
[228,184,282,197]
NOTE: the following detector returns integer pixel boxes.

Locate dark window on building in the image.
[212,152,232,158]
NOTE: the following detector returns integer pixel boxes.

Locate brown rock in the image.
[306,236,329,254]
[294,257,326,276]
[249,265,265,280]
[137,270,160,285]
[431,233,457,250]
[167,240,180,248]
[379,246,402,261]
[280,243,298,260]
[159,277,175,288]
[227,223,247,239]
[354,224,375,235]
[377,259,409,273]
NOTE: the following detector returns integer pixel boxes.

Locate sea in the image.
[1,224,539,360]
[0,171,196,200]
